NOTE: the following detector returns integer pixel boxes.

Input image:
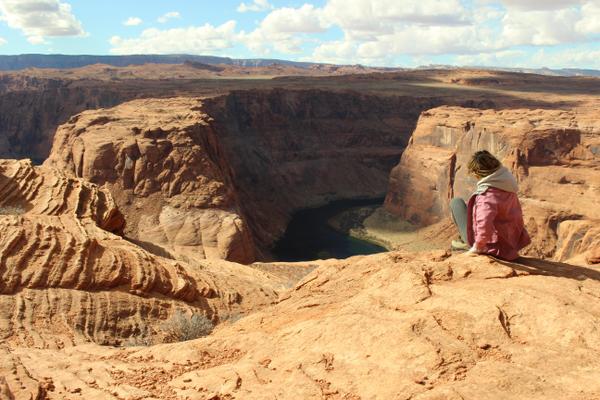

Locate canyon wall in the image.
[0,159,292,348]
[0,76,245,162]
[0,76,141,162]
[385,106,600,263]
[46,90,440,260]
[201,89,440,250]
[44,97,256,264]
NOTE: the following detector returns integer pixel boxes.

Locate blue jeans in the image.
[450,198,468,244]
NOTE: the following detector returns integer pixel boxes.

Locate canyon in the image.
[384,106,600,264]
[0,65,599,399]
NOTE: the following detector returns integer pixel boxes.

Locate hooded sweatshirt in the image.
[473,166,519,195]
[466,166,531,260]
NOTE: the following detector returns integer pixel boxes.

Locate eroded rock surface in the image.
[0,159,305,350]
[385,106,600,264]
[45,97,256,264]
[200,90,440,251]
[46,91,440,260]
[4,251,600,399]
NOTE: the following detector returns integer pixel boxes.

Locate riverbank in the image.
[272,198,388,262]
[328,205,453,252]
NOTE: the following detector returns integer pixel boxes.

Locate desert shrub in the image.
[121,334,155,347]
[0,205,25,215]
[161,310,214,343]
[221,312,244,324]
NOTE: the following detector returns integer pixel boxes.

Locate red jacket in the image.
[467,187,531,261]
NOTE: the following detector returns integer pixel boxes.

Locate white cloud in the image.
[157,11,180,23]
[260,4,328,33]
[123,17,142,26]
[358,24,497,58]
[0,37,6,46]
[108,0,600,69]
[110,20,236,54]
[0,0,85,44]
[239,4,329,54]
[302,0,600,65]
[323,0,470,40]
[576,1,600,34]
[526,47,600,69]
[452,42,600,71]
[454,49,527,66]
[237,0,271,13]
[305,0,493,62]
[499,0,584,10]
[312,40,362,64]
[501,8,582,46]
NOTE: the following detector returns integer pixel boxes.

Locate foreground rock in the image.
[385,106,600,264]
[0,159,308,349]
[4,250,600,399]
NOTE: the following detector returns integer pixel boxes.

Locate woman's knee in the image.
[450,197,466,209]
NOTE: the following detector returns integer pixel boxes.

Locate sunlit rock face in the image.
[46,90,440,260]
[385,106,600,263]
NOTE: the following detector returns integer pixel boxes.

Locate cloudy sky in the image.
[0,0,599,68]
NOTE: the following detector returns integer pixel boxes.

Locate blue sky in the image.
[0,0,599,68]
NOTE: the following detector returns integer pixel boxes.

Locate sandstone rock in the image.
[0,159,308,349]
[385,106,600,262]
[46,92,441,259]
[587,248,600,264]
[45,97,256,264]
[197,89,440,251]
[5,251,600,399]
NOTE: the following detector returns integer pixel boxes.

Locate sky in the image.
[0,0,599,69]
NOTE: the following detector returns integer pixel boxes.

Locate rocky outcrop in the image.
[45,97,256,264]
[201,90,440,250]
[46,91,440,259]
[0,159,307,349]
[4,250,600,399]
[384,106,600,263]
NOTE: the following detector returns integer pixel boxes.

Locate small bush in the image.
[221,312,244,324]
[121,334,154,347]
[0,205,25,215]
[161,310,214,343]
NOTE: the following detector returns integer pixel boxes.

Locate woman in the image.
[450,150,531,261]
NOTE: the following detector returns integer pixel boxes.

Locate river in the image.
[272,198,387,262]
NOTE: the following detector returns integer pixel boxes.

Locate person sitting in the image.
[449,150,531,261]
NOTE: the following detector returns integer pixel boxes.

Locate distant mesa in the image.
[183,60,226,72]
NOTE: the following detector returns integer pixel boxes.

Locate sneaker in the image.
[451,239,470,251]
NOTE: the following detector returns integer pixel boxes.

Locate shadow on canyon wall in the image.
[0,71,591,161]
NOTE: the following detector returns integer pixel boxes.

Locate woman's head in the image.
[468,150,501,178]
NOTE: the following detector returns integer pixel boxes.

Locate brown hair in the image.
[468,150,501,178]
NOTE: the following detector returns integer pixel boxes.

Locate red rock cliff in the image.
[201,89,440,251]
[384,106,600,263]
[0,158,293,348]
[45,97,256,264]
[46,90,441,260]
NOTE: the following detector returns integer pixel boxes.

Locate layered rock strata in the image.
[201,90,440,250]
[385,106,600,263]
[0,159,298,349]
[45,97,256,264]
[46,91,440,260]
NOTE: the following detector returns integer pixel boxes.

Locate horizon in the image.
[0,0,599,70]
[1,53,600,73]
